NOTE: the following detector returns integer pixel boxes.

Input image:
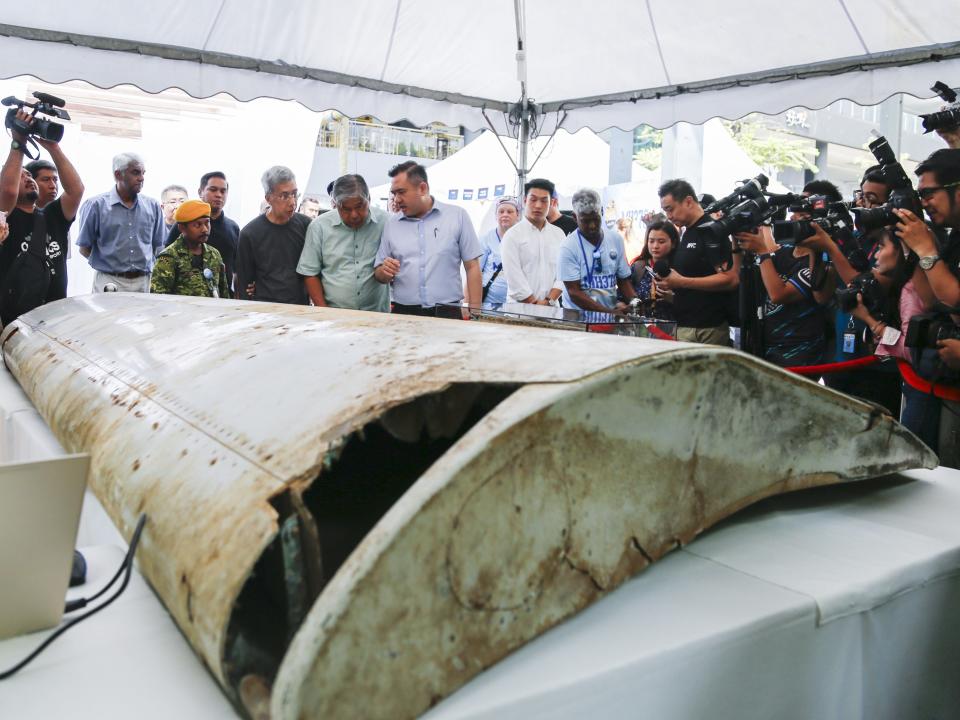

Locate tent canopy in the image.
[2,1,959,135]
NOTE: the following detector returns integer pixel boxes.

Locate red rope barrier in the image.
[896,359,960,402]
[646,324,676,341]
[785,355,880,376]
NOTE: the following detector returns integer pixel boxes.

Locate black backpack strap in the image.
[29,209,48,257]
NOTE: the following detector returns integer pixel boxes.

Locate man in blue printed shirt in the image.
[477,196,520,305]
[558,188,636,313]
[77,152,166,293]
[374,161,482,316]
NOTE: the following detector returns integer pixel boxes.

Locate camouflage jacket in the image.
[151,236,230,298]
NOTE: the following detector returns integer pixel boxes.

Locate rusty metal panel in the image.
[0,294,936,719]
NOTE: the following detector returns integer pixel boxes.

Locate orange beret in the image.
[175,200,211,223]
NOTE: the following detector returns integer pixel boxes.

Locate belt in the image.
[111,270,148,279]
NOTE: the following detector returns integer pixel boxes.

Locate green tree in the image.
[723,117,819,176]
[633,125,663,171]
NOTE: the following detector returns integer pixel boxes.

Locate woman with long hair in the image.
[630,219,679,319]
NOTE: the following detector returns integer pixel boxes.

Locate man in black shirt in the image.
[237,165,310,305]
[656,179,738,345]
[546,185,578,236]
[0,108,84,321]
[166,171,240,297]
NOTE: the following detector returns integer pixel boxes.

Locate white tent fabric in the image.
[1,1,959,134]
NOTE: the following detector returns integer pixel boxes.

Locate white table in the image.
[425,468,960,720]
[0,546,239,719]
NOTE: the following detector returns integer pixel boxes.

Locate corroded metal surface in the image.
[0,294,936,720]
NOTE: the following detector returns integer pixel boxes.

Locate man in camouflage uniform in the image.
[151,199,229,298]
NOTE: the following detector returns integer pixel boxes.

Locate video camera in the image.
[2,92,70,158]
[919,81,960,135]
[699,174,799,240]
[851,135,923,234]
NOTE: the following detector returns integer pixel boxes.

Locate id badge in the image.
[842,331,857,354]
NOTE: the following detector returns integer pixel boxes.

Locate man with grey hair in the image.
[236,165,310,304]
[296,174,388,312]
[160,184,189,231]
[558,188,636,313]
[77,151,166,292]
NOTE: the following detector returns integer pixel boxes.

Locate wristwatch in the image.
[919,254,941,271]
[9,140,23,153]
[757,252,775,263]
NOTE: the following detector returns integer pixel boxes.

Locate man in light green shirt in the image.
[297,174,389,312]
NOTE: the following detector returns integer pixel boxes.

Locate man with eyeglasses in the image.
[558,188,636,314]
[160,184,188,233]
[894,148,960,467]
[894,149,960,308]
[236,165,310,305]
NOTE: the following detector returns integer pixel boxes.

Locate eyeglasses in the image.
[273,190,301,201]
[918,181,960,201]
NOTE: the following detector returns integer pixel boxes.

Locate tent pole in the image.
[517,96,529,193]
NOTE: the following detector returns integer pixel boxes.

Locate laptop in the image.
[0,454,90,640]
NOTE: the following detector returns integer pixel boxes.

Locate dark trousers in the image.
[823,365,902,418]
[391,303,436,317]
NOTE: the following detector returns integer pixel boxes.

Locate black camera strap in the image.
[481,264,503,302]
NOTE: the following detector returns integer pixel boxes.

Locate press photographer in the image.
[0,97,83,326]
[798,142,919,416]
[734,220,833,368]
[886,147,960,466]
[657,179,739,346]
[920,81,960,150]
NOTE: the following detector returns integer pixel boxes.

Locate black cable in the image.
[0,514,147,681]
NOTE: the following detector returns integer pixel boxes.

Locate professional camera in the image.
[835,271,886,316]
[703,174,768,215]
[905,312,960,349]
[851,135,923,233]
[2,91,70,145]
[919,81,960,135]
[771,194,854,244]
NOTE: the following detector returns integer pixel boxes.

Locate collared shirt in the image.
[558,229,630,310]
[297,206,389,312]
[76,187,166,273]
[501,217,565,302]
[150,236,229,298]
[479,227,508,305]
[375,199,481,307]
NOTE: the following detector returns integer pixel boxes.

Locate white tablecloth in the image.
[425,468,960,720]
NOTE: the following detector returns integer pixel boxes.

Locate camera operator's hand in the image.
[733,228,774,255]
[936,127,960,150]
[655,269,684,292]
[849,292,872,324]
[0,212,8,246]
[10,109,32,144]
[937,338,960,370]
[798,222,835,252]
[893,209,938,257]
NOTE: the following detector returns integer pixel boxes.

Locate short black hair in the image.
[657,179,697,203]
[524,178,556,197]
[388,161,428,186]
[199,171,227,191]
[860,164,889,188]
[915,148,960,186]
[25,159,55,178]
[802,179,842,202]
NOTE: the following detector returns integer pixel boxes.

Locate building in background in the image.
[303,113,464,206]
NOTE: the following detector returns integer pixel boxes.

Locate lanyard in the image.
[577,230,602,285]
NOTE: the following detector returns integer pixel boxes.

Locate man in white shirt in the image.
[501,177,566,305]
